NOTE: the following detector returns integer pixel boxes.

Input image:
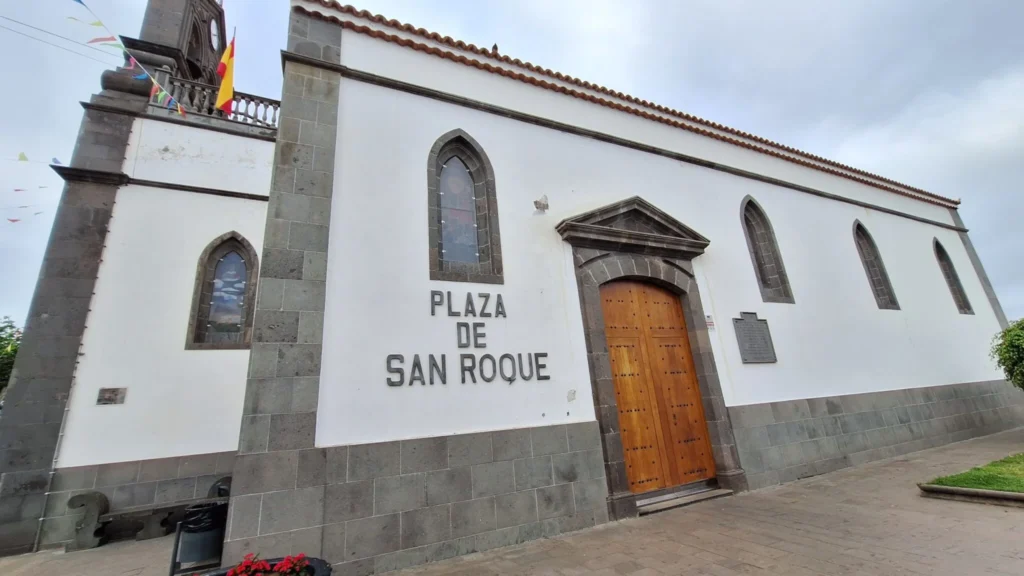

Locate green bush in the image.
[992,318,1024,391]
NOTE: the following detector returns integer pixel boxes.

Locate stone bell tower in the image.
[135,0,227,84]
[0,0,226,557]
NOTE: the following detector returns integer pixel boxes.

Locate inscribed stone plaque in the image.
[733,312,776,363]
[96,388,127,405]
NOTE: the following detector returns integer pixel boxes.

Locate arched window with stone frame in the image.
[853,221,899,310]
[427,129,503,284]
[933,239,973,315]
[186,231,260,349]
[740,196,794,303]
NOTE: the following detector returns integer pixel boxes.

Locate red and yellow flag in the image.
[215,36,235,113]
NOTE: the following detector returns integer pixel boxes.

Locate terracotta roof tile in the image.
[299,1,960,208]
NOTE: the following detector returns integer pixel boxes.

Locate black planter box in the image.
[195,557,332,575]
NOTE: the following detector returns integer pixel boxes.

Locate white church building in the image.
[1,0,1020,571]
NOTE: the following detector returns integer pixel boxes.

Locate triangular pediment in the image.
[556,196,710,259]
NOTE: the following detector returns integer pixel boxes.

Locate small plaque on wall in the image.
[96,388,127,405]
[733,312,776,363]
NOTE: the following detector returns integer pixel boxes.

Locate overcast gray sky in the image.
[1,0,1021,325]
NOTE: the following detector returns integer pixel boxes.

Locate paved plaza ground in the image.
[3,428,1023,576]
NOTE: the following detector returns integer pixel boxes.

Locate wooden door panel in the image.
[606,337,667,492]
[601,280,716,493]
[647,337,715,484]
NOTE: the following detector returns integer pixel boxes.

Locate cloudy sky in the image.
[1,0,1021,325]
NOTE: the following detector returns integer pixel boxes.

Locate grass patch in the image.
[931,453,1024,493]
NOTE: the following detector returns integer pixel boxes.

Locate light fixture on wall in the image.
[534,195,549,211]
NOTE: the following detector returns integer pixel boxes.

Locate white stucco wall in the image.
[123,118,274,197]
[317,76,1003,448]
[58,184,266,467]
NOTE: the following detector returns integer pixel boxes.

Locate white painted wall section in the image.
[58,185,266,467]
[123,118,274,197]
[317,79,1002,447]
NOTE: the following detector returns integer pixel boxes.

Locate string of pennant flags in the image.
[70,0,187,117]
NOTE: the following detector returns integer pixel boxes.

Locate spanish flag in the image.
[215,36,235,113]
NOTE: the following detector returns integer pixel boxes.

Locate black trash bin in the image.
[177,502,228,564]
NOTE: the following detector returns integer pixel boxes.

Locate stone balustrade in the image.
[148,68,280,129]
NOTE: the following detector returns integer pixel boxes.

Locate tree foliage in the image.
[992,318,1024,391]
[0,317,20,395]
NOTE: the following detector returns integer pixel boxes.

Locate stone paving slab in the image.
[2,427,1023,575]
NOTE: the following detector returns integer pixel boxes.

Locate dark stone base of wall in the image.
[224,422,609,575]
[39,451,235,548]
[729,380,1024,490]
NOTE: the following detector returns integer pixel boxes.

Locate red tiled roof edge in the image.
[297,3,960,209]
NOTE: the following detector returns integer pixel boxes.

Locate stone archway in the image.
[557,196,746,519]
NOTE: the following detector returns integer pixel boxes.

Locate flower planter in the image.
[195,557,332,576]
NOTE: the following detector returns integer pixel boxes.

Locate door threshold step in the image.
[638,488,733,515]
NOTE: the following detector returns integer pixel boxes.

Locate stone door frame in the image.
[557,197,746,519]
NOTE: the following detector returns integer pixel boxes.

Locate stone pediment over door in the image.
[555,196,710,259]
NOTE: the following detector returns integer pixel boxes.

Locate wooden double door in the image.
[601,280,715,494]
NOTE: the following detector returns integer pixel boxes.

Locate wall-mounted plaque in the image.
[96,388,127,405]
[733,312,776,364]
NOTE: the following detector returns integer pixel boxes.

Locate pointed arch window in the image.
[186,232,260,349]
[740,196,794,303]
[427,129,503,284]
[934,239,973,315]
[853,222,899,310]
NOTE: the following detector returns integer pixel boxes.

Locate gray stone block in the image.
[771,399,811,422]
[471,461,515,498]
[180,453,222,478]
[111,482,157,509]
[401,437,448,473]
[297,311,324,345]
[495,490,538,529]
[476,526,518,552]
[552,451,602,484]
[566,421,601,452]
[332,558,374,576]
[282,280,326,313]
[276,344,322,378]
[324,480,373,523]
[531,425,569,456]
[493,428,532,461]
[302,251,328,281]
[289,223,329,252]
[228,494,261,541]
[401,504,451,548]
[245,379,294,416]
[573,478,609,512]
[95,462,140,487]
[448,432,493,468]
[262,248,305,280]
[375,547,427,573]
[268,412,316,451]
[260,486,324,536]
[325,446,348,485]
[537,484,575,520]
[254,311,299,344]
[320,522,345,565]
[348,442,399,481]
[345,513,401,561]
[297,449,326,489]
[239,415,270,454]
[728,404,775,429]
[451,497,496,538]
[51,466,96,491]
[733,426,770,451]
[426,467,471,505]
[233,452,299,496]
[155,477,196,504]
[291,378,320,413]
[374,473,425,514]
[138,458,179,482]
[737,448,764,474]
[760,446,785,471]
[514,455,553,491]
[781,443,804,468]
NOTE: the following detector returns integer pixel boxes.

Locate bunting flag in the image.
[126,57,137,70]
[17,153,28,162]
[67,17,103,26]
[215,35,235,113]
[6,219,20,223]
[38,186,48,189]
[34,212,44,216]
[87,35,117,44]
[133,73,148,80]
[149,84,159,98]
[51,158,62,165]
[13,189,25,192]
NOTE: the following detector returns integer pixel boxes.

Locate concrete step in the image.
[637,488,734,515]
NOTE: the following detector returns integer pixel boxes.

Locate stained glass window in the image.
[439,156,479,263]
[206,251,247,343]
[934,240,973,314]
